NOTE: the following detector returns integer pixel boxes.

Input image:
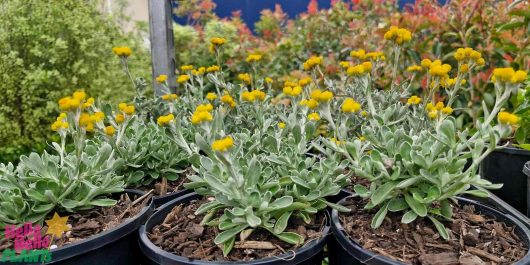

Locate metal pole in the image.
[148,0,176,96]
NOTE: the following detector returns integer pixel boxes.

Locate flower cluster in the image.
[206,65,220,73]
[238,73,251,85]
[157,114,175,126]
[407,95,422,105]
[112,46,132,57]
[161,94,178,101]
[346,62,372,76]
[192,67,206,75]
[177,74,190,84]
[181,65,194,71]
[426,101,453,119]
[307,112,321,121]
[383,26,412,45]
[424,59,451,78]
[210,37,226,46]
[51,113,69,132]
[310,89,334,102]
[211,136,234,152]
[241,90,266,102]
[341,98,361,113]
[245,53,262,63]
[156,74,168,83]
[497,111,520,125]
[283,86,303,97]
[454,48,485,66]
[492,68,527,84]
[406,65,422,73]
[206,92,217,101]
[58,91,94,111]
[300,99,319,109]
[221,93,236,108]
[303,56,323,70]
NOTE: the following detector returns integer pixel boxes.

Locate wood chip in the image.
[234,241,276,250]
[467,247,503,263]
[418,252,459,265]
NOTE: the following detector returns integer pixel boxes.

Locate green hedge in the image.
[0,0,151,163]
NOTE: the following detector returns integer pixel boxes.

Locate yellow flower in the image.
[350,49,366,60]
[206,93,217,101]
[460,64,469,73]
[307,112,320,121]
[435,101,445,111]
[105,126,116,136]
[476,58,485,66]
[85,123,95,132]
[156,75,168,83]
[157,114,175,126]
[361,111,368,117]
[498,111,520,125]
[115,114,125,124]
[278,122,286,129]
[91,112,105,123]
[454,48,483,65]
[238,73,251,85]
[212,136,234,152]
[210,37,226,46]
[361,61,372,72]
[246,53,262,63]
[428,111,438,119]
[118,103,127,111]
[177,74,190,84]
[426,102,435,112]
[265,77,273,84]
[428,60,451,78]
[181,65,194,71]
[252,90,266,101]
[79,113,92,127]
[359,136,366,141]
[191,110,213,124]
[421,59,432,68]
[196,103,214,112]
[82,97,95,109]
[73,91,86,101]
[303,56,323,70]
[310,89,333,102]
[512,70,528,83]
[124,105,135,115]
[283,86,303,97]
[112,46,132,57]
[346,65,366,76]
[366,52,385,61]
[406,65,422,73]
[162,94,178,101]
[300,99,319,109]
[242,91,255,102]
[221,94,236,108]
[441,107,453,115]
[384,26,412,45]
[206,65,220,73]
[342,98,361,113]
[340,61,351,69]
[407,95,422,105]
[284,81,297,87]
[298,77,312,87]
[192,67,206,75]
[51,114,69,132]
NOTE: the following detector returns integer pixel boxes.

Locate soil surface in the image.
[339,196,528,265]
[148,198,326,262]
[0,192,151,251]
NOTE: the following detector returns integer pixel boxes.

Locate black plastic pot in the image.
[329,195,530,265]
[7,189,155,265]
[480,147,530,216]
[139,192,329,265]
[152,189,193,208]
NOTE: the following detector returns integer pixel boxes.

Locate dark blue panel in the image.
[172,0,449,32]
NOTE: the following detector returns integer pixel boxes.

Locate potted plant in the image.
[0,90,154,264]
[481,81,530,215]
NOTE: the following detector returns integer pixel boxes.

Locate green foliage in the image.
[0,0,150,163]
[0,141,124,227]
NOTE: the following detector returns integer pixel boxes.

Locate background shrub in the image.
[0,0,151,163]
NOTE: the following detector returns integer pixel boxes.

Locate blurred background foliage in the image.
[0,0,151,163]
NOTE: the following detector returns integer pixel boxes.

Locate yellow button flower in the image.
[303,56,323,70]
[498,111,519,125]
[238,73,251,85]
[221,94,236,108]
[406,65,422,73]
[210,37,226,46]
[156,74,168,83]
[91,112,105,123]
[115,114,125,124]
[346,65,366,76]
[310,89,333,102]
[278,122,286,129]
[307,112,320,121]
[421,59,432,68]
[157,114,175,126]
[177,74,190,84]
[265,77,273,84]
[206,93,217,101]
[298,77,312,87]
[384,26,412,45]
[428,111,438,119]
[181,65,194,71]
[112,46,132,57]
[162,94,178,101]
[246,53,262,63]
[191,110,213,125]
[212,136,234,152]
[342,98,361,113]
[206,65,220,73]
[283,86,302,97]
[105,126,116,136]
[407,95,422,105]
[441,107,453,115]
[300,99,319,109]
[350,49,366,60]
[361,111,368,117]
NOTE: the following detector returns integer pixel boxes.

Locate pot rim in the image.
[331,195,530,265]
[139,192,330,265]
[524,161,530,177]
[495,146,530,156]
[49,189,155,262]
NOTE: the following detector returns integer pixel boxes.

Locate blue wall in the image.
[172,0,448,31]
